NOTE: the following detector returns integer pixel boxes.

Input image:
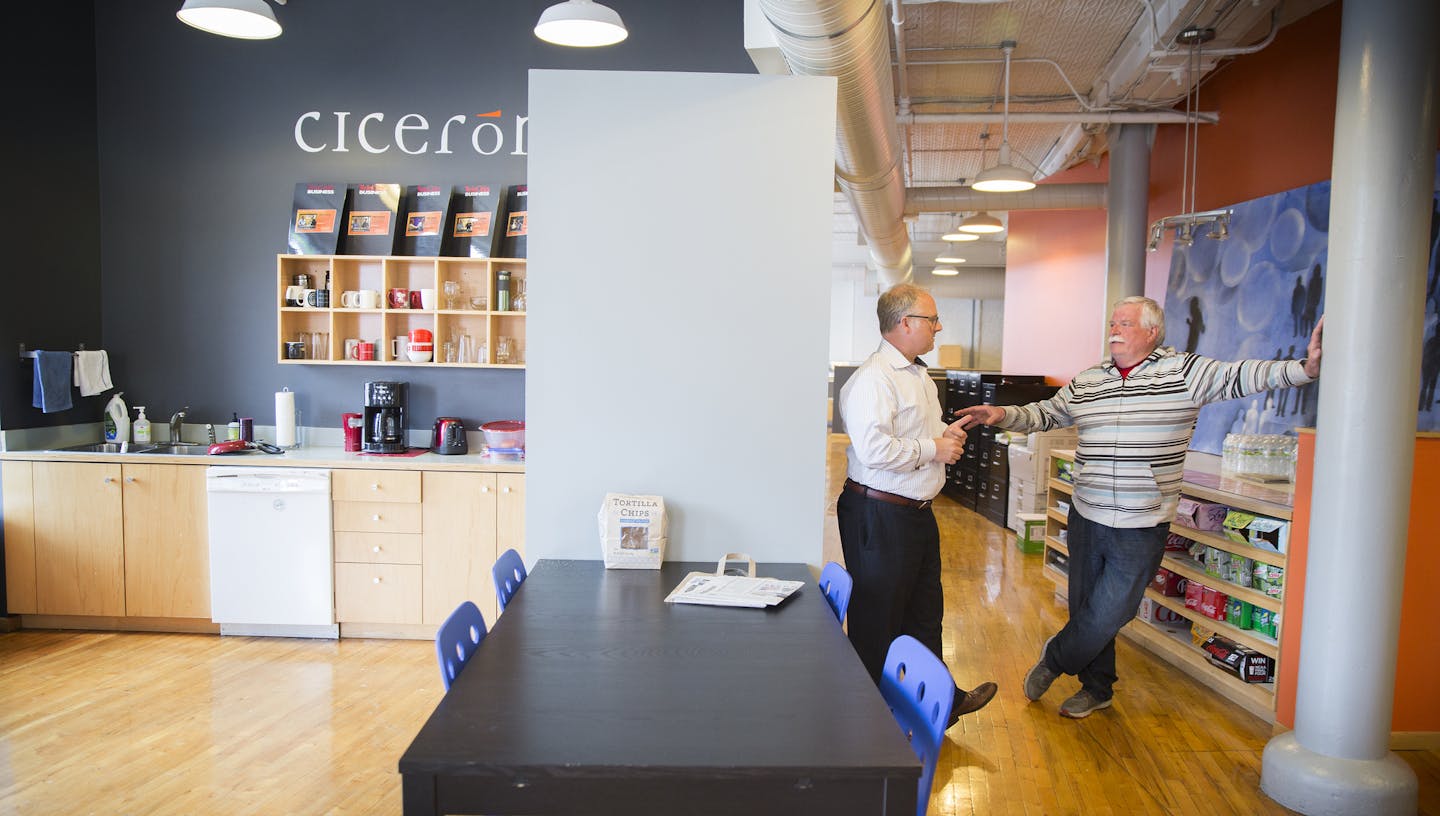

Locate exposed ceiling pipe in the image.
[904,183,1107,216]
[900,110,1218,124]
[891,1,913,187]
[759,0,913,287]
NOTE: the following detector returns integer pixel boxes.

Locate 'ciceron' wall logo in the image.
[294,109,528,156]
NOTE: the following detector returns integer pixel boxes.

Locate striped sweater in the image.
[997,347,1314,528]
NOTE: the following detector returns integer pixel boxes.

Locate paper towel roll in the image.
[276,388,296,447]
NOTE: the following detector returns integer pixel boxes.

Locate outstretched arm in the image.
[1303,316,1324,379]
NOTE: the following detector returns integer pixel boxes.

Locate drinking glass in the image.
[443,341,457,363]
[458,333,473,365]
[512,279,527,312]
[443,280,461,310]
[496,336,514,364]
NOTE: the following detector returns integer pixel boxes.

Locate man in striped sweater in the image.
[957,296,1324,718]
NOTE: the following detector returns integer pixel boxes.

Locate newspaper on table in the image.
[665,553,804,609]
[598,493,667,569]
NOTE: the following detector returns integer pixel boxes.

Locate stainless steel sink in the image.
[54,442,156,454]
[139,443,214,456]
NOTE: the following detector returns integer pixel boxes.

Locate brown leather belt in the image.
[844,479,933,511]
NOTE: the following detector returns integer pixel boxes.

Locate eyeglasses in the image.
[905,314,940,328]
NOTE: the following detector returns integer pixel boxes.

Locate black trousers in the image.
[836,488,945,685]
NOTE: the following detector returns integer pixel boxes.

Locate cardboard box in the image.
[1137,597,1186,624]
[1176,497,1229,531]
[1152,567,1188,597]
[1191,622,1216,646]
[1223,510,1290,554]
[1015,513,1046,555]
[1199,586,1229,620]
[1007,444,1044,485]
[1252,607,1278,638]
[1252,563,1285,599]
[1201,635,1275,683]
[938,345,965,368]
[1224,597,1254,630]
[1184,580,1204,610]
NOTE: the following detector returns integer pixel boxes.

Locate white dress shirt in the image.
[840,340,946,501]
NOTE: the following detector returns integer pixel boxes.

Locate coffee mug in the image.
[408,290,423,309]
[409,328,433,346]
[389,288,409,309]
[358,289,380,309]
[306,289,330,308]
[419,288,437,310]
[344,338,361,359]
[299,288,317,307]
[391,335,409,359]
[283,341,306,359]
[341,290,363,308]
[357,341,375,361]
[284,285,305,307]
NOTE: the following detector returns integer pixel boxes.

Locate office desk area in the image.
[399,559,920,816]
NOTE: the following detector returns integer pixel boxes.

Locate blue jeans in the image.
[1044,507,1168,700]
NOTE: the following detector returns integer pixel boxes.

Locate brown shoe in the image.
[948,681,998,727]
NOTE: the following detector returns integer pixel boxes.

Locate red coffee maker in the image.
[342,412,363,452]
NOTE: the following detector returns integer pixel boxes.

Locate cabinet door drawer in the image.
[335,531,422,564]
[333,500,422,534]
[335,562,421,623]
[332,469,421,503]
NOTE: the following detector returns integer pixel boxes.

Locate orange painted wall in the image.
[1003,3,1342,379]
[1280,434,1440,733]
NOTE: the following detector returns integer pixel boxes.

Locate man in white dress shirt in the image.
[838,284,998,726]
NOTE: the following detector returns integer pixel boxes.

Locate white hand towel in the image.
[73,350,114,396]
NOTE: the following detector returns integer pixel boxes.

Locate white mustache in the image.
[1109,335,1123,343]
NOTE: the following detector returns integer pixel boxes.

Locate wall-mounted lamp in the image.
[177,0,285,39]
[535,0,628,47]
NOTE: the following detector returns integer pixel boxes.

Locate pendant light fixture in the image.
[535,0,628,47]
[941,216,980,242]
[176,0,283,40]
[958,212,1004,234]
[934,253,967,264]
[970,42,1036,193]
[931,267,960,277]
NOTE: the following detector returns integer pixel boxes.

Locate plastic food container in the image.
[481,420,525,450]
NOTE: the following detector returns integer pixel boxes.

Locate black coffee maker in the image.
[362,381,408,453]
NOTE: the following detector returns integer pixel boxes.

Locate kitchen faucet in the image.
[169,407,188,443]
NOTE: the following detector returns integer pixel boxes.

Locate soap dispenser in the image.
[133,406,152,443]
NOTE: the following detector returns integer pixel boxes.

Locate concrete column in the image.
[1260,1,1439,813]
[1103,123,1152,336]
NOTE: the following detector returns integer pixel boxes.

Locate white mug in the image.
[299,288,318,308]
[344,338,361,359]
[284,285,305,306]
[419,288,437,310]
[359,289,381,309]
[391,335,409,359]
[340,290,363,308]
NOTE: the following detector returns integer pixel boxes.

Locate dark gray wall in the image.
[1,3,103,431]
[45,0,753,436]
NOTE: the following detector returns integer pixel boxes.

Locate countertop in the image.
[0,444,525,472]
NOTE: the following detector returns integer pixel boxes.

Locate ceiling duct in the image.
[905,183,1108,216]
[758,0,914,287]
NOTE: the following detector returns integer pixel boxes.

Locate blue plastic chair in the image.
[879,635,955,816]
[818,561,853,625]
[435,600,488,692]
[492,548,528,612]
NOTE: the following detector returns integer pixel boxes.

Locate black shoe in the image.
[948,681,998,727]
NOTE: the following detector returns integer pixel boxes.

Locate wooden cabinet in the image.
[333,469,424,625]
[122,464,210,618]
[1042,450,1291,722]
[277,254,527,368]
[3,461,211,619]
[421,472,499,626]
[31,462,126,616]
[2,461,38,614]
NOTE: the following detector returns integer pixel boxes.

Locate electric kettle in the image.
[432,417,468,455]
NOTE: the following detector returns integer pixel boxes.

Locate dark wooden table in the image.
[398,559,920,815]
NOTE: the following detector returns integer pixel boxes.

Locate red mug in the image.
[357,341,375,361]
[388,288,409,309]
[409,328,433,345]
[408,290,423,309]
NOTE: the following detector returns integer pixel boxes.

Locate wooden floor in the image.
[0,436,1434,814]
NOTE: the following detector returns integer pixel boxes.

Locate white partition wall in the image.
[526,70,837,565]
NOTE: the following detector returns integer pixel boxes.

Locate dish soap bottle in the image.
[228,412,242,441]
[104,393,129,443]
[133,406,152,443]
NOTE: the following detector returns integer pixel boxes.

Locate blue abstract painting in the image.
[1164,163,1440,455]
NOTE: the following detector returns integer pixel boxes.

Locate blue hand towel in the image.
[32,351,74,413]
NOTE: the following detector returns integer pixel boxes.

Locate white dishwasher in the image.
[206,466,337,638]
